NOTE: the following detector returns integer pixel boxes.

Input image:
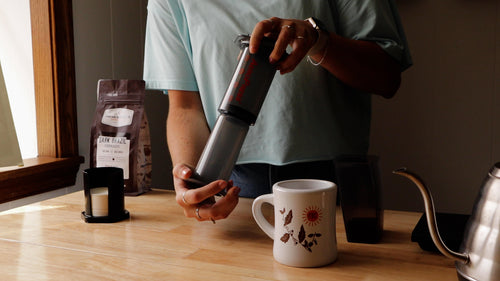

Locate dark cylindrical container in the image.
[334,155,384,243]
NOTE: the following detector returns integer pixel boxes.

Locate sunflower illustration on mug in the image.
[302,205,323,227]
[279,206,323,252]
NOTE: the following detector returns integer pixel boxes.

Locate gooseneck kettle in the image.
[393,163,500,281]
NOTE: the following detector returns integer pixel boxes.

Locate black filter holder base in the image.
[81,210,129,223]
[83,167,130,223]
[411,212,470,252]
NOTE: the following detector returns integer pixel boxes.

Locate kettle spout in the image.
[392,168,469,264]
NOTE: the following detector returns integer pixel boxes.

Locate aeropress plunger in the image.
[185,35,285,200]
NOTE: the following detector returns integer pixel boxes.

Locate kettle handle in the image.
[393,168,469,264]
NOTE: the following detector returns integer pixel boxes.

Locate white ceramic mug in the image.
[252,179,338,267]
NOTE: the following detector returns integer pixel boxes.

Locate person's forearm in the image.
[310,33,401,98]
[167,92,210,167]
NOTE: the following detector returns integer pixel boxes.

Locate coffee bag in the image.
[90,79,152,195]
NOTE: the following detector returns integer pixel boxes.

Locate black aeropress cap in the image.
[235,34,278,60]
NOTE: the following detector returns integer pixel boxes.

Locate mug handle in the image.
[252,194,274,240]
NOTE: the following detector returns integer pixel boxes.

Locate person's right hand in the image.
[172,163,240,222]
[249,17,321,74]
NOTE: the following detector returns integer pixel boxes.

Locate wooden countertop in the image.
[0,189,457,280]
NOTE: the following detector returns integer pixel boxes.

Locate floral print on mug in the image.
[279,206,323,252]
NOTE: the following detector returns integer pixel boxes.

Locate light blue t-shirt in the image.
[143,0,412,166]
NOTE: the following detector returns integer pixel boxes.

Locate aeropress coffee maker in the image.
[185,35,285,197]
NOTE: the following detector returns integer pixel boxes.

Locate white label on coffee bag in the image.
[101,108,134,127]
[96,136,130,179]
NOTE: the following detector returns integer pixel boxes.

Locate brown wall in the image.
[370,0,500,213]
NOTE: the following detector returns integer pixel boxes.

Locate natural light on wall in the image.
[0,0,38,160]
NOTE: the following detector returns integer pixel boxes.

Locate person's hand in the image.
[172,163,240,222]
[250,17,320,74]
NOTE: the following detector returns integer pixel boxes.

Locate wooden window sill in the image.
[0,156,84,204]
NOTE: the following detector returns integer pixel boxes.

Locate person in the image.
[143,0,412,222]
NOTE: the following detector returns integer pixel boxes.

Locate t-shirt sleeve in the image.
[334,0,413,71]
[143,0,199,93]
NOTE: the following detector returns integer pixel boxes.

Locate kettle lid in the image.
[489,162,500,178]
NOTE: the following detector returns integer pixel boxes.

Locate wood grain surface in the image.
[0,190,457,280]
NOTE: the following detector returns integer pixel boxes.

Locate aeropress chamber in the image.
[185,35,284,198]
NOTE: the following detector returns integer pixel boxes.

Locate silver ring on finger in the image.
[195,207,216,224]
[295,36,305,40]
[182,191,189,205]
[281,24,293,29]
[195,207,202,219]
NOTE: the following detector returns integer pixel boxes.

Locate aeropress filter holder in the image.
[82,167,130,223]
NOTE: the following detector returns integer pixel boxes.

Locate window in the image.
[0,0,37,160]
[0,0,83,204]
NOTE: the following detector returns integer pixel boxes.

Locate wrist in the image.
[305,17,329,56]
[309,30,329,57]
[304,17,329,66]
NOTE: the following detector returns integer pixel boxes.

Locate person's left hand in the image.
[250,17,319,74]
[172,163,240,223]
